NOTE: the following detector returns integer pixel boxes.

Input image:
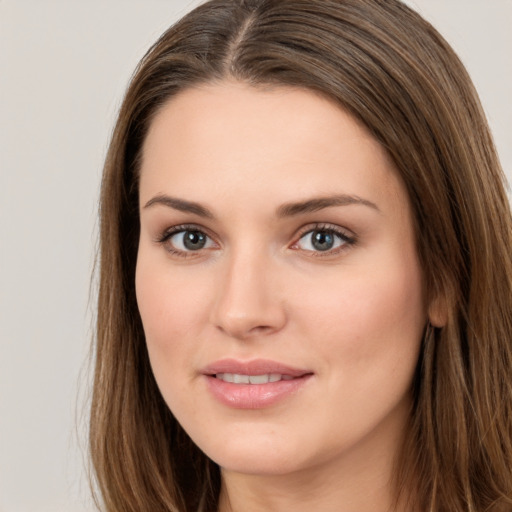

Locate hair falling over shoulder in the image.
[90,1,512,510]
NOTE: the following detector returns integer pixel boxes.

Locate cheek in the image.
[136,256,210,339]
[291,259,425,445]
[134,257,212,397]
[135,260,213,429]
[295,254,426,377]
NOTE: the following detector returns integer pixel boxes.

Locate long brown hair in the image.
[90,1,512,510]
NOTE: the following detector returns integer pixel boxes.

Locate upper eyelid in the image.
[294,222,355,239]
[157,223,215,241]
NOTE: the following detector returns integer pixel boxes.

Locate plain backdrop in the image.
[0,1,510,511]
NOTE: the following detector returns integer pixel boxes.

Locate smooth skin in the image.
[136,81,436,511]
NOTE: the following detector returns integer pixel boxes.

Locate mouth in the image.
[214,373,296,384]
[202,358,312,381]
[202,359,313,409]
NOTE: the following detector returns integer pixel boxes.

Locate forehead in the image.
[139,81,405,213]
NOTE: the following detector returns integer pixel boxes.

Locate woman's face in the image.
[136,82,427,479]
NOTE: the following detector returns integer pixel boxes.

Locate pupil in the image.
[183,231,206,250]
[312,230,334,251]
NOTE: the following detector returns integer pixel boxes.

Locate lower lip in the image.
[204,375,312,409]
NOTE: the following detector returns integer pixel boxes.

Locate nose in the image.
[210,248,287,340]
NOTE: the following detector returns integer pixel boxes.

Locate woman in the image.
[90,0,512,510]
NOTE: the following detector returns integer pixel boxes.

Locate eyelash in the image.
[156,224,216,258]
[155,223,357,258]
[293,223,357,257]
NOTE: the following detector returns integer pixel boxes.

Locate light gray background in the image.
[0,1,510,511]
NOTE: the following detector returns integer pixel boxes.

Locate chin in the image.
[198,432,310,476]
[216,452,303,476]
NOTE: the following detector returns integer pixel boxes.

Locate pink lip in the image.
[202,358,313,409]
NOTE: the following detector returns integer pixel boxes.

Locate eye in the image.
[172,230,213,250]
[158,226,216,255]
[294,226,355,254]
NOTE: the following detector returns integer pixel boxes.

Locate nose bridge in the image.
[211,242,286,339]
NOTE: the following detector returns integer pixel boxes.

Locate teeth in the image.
[233,374,249,384]
[216,373,292,384]
[249,374,268,384]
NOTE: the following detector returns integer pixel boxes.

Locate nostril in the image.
[215,320,282,340]
[248,325,273,335]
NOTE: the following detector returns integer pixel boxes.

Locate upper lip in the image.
[202,358,312,377]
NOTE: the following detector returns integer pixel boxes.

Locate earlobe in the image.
[428,294,448,328]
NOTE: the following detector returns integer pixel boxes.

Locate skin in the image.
[136,81,432,512]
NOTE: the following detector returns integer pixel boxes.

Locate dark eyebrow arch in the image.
[277,194,380,217]
[143,194,214,218]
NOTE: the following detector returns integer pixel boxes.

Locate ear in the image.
[428,293,448,328]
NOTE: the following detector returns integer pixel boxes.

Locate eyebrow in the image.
[143,193,380,218]
[276,194,380,217]
[143,195,214,218]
